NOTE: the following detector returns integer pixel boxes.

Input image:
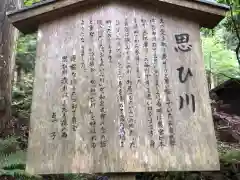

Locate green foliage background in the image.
[0,0,239,179]
[23,0,41,6]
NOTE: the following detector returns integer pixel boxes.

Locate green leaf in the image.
[0,151,26,170]
[221,150,240,163]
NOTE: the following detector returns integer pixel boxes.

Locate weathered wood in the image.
[7,0,229,34]
[0,0,21,137]
[26,3,219,175]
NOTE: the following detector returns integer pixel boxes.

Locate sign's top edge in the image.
[7,0,230,33]
[7,0,57,16]
[7,0,229,16]
[196,0,230,10]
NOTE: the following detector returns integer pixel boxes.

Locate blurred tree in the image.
[15,34,36,85]
[201,0,240,88]
[217,0,240,63]
[202,31,239,86]
[0,0,22,137]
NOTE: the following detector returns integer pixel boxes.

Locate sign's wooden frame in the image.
[7,0,229,34]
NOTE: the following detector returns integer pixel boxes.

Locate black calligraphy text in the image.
[174,33,192,52]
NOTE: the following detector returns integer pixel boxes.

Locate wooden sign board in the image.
[26,2,219,174]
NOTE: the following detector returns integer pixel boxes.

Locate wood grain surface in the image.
[26,2,219,175]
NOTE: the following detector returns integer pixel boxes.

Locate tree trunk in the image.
[16,66,22,85]
[207,52,215,90]
[207,70,211,90]
[207,70,215,90]
[0,0,21,137]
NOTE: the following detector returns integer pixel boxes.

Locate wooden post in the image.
[0,0,21,137]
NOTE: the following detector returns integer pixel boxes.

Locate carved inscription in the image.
[177,66,193,83]
[89,19,97,148]
[175,33,196,113]
[50,112,57,140]
[70,55,77,131]
[48,18,199,149]
[116,20,126,148]
[98,20,108,148]
[133,18,141,85]
[174,33,192,52]
[61,56,68,138]
[160,18,175,146]
[106,20,112,65]
[80,20,86,71]
[151,17,165,147]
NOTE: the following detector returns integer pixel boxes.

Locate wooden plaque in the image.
[26,2,219,174]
